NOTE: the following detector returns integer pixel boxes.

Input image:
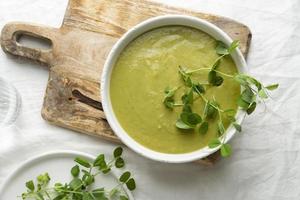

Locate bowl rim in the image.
[101,14,247,163]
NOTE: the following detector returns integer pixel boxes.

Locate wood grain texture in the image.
[0,0,251,165]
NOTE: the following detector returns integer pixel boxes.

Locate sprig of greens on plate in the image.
[163,40,278,157]
[20,147,135,200]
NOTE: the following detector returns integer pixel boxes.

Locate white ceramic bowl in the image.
[101,15,247,163]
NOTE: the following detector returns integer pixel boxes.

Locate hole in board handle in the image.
[16,32,52,50]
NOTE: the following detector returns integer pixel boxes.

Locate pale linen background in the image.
[0,1,300,199]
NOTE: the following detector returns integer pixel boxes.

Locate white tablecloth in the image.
[1,0,300,199]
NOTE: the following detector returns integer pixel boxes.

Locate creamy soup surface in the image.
[110,26,240,154]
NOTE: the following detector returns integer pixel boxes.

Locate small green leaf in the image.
[265,83,279,90]
[37,173,50,185]
[182,89,194,105]
[69,178,82,190]
[113,147,123,158]
[221,144,232,157]
[53,194,66,200]
[208,71,216,84]
[216,41,229,55]
[71,165,80,177]
[115,157,125,168]
[214,76,224,86]
[192,83,205,94]
[218,121,225,135]
[120,195,129,200]
[204,101,218,119]
[241,87,254,104]
[179,66,192,86]
[180,112,202,126]
[208,138,221,148]
[175,119,193,130]
[119,171,131,183]
[186,77,193,87]
[228,40,240,53]
[237,96,250,109]
[82,192,94,200]
[233,122,242,132]
[94,154,105,167]
[126,178,136,191]
[246,102,257,115]
[164,87,177,98]
[92,188,107,199]
[26,180,35,191]
[163,97,175,109]
[208,71,223,86]
[74,157,91,168]
[198,121,209,135]
[83,174,94,186]
[102,167,111,174]
[163,87,178,109]
[182,104,192,113]
[258,89,268,99]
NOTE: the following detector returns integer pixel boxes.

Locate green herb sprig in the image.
[163,40,278,157]
[20,147,135,200]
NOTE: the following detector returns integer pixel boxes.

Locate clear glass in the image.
[0,78,21,127]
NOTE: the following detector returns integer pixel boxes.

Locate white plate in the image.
[0,150,134,200]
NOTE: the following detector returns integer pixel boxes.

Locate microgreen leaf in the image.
[198,121,209,135]
[208,70,223,86]
[218,121,225,135]
[216,41,229,55]
[246,102,257,115]
[192,83,205,94]
[120,195,129,200]
[265,83,279,90]
[208,138,221,148]
[126,178,136,191]
[69,178,82,190]
[237,96,250,109]
[182,104,192,113]
[233,122,242,132]
[119,171,131,183]
[220,144,232,157]
[115,157,125,168]
[228,40,240,53]
[179,66,191,85]
[71,165,80,177]
[37,173,50,185]
[204,101,218,119]
[163,87,178,109]
[113,147,123,158]
[74,157,91,168]
[26,180,35,191]
[92,188,107,199]
[180,112,202,126]
[258,89,268,99]
[241,87,254,104]
[182,89,194,105]
[94,154,105,167]
[175,119,193,130]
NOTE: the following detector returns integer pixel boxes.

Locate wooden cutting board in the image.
[0,0,251,165]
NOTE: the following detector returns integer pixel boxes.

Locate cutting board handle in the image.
[1,22,57,64]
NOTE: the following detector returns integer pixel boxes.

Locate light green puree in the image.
[110,26,240,154]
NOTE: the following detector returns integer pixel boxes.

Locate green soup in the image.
[110,26,240,154]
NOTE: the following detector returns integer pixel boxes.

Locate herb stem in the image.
[213,70,234,78]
